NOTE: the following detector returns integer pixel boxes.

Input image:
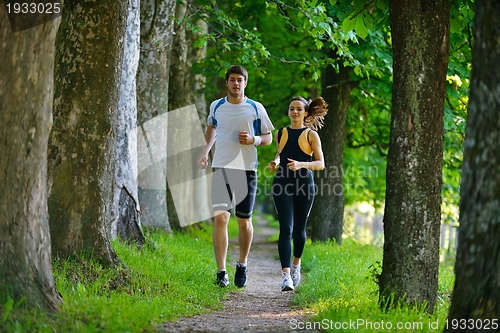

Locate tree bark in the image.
[48,0,128,266]
[309,59,356,244]
[379,0,450,311]
[112,0,145,247]
[0,8,62,312]
[446,0,500,328]
[136,0,176,231]
[167,1,210,230]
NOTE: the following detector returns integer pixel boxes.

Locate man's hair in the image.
[225,65,248,81]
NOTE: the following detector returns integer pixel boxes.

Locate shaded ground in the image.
[158,216,320,332]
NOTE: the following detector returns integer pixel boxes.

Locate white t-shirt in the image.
[208,97,274,171]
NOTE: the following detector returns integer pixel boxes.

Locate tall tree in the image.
[113,0,145,245]
[309,60,357,244]
[136,0,176,231]
[0,9,62,311]
[446,0,500,327]
[48,0,129,265]
[379,0,450,311]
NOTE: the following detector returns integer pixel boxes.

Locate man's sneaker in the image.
[291,265,301,287]
[281,272,294,291]
[216,270,229,287]
[234,262,247,288]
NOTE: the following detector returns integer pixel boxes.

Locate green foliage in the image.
[187,0,472,220]
[188,0,392,80]
[296,239,454,332]
[343,146,386,209]
[441,0,473,225]
[1,230,231,332]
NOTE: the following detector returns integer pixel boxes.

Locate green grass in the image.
[1,226,234,333]
[1,218,455,332]
[295,239,455,332]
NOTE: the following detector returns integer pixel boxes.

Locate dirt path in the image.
[159,216,319,332]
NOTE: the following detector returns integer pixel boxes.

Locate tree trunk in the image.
[446,0,500,327]
[0,9,62,312]
[379,0,449,311]
[48,0,128,266]
[309,59,356,244]
[136,0,176,231]
[167,1,210,230]
[112,0,145,247]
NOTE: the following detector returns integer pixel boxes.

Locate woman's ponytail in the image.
[304,96,329,130]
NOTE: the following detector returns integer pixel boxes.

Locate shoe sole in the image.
[281,286,294,291]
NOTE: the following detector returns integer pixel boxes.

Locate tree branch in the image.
[349,0,377,21]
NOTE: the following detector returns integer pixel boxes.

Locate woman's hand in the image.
[287,158,303,171]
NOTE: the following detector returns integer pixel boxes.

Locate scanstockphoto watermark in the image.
[261,164,380,181]
[258,165,381,198]
[290,318,440,331]
[258,179,375,198]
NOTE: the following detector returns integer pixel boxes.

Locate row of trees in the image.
[1,0,499,324]
[1,0,178,312]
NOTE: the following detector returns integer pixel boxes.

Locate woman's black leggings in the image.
[272,168,315,269]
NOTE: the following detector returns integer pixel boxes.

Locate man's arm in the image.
[258,132,272,146]
[238,131,273,146]
[198,125,216,169]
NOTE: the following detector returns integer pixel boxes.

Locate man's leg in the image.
[231,170,257,287]
[236,217,253,265]
[233,216,252,288]
[234,170,257,264]
[213,210,230,271]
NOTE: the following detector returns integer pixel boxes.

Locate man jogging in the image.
[198,65,274,288]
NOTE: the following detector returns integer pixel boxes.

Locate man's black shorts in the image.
[211,168,257,219]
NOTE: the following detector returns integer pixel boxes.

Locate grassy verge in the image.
[1,224,235,333]
[1,217,454,333]
[295,239,455,332]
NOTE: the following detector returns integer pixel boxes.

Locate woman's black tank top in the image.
[278,127,313,168]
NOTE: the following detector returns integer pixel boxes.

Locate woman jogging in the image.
[268,96,328,291]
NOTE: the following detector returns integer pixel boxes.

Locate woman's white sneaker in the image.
[281,272,294,291]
